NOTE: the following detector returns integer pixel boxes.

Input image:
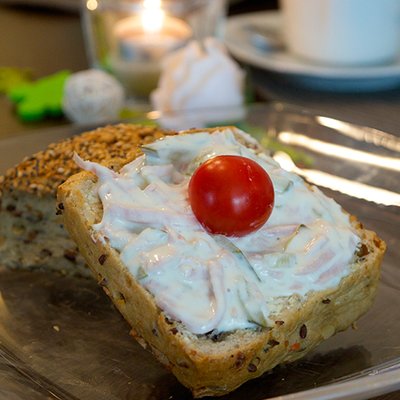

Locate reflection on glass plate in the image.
[273,151,400,207]
[1,103,400,400]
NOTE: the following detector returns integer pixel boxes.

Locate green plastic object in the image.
[0,67,32,94]
[8,70,71,122]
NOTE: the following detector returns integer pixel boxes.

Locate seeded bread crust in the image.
[0,124,175,275]
[58,128,386,397]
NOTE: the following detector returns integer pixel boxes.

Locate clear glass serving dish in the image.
[0,102,399,400]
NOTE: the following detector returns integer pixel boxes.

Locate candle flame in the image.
[86,0,98,10]
[141,0,165,33]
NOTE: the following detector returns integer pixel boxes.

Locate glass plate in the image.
[1,103,400,400]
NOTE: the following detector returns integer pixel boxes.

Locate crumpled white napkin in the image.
[151,37,245,128]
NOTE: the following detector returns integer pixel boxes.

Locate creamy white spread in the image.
[76,128,360,335]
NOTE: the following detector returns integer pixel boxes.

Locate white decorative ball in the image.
[63,69,125,124]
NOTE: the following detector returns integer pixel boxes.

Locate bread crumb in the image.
[53,325,60,332]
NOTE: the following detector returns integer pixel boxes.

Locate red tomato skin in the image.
[188,155,274,237]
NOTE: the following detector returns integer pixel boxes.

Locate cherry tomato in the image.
[188,155,274,237]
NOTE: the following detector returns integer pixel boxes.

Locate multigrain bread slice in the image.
[0,124,174,275]
[58,127,386,397]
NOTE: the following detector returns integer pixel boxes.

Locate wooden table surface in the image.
[0,3,399,400]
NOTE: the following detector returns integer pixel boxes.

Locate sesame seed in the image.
[0,125,174,196]
[300,324,307,339]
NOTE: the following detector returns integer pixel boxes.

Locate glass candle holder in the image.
[81,0,227,99]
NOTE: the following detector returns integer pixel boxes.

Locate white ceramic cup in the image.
[280,0,400,66]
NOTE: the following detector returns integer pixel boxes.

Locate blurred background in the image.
[2,0,400,139]
[0,0,278,135]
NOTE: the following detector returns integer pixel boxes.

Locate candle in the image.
[110,0,192,98]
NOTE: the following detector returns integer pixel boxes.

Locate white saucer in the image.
[224,11,400,92]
